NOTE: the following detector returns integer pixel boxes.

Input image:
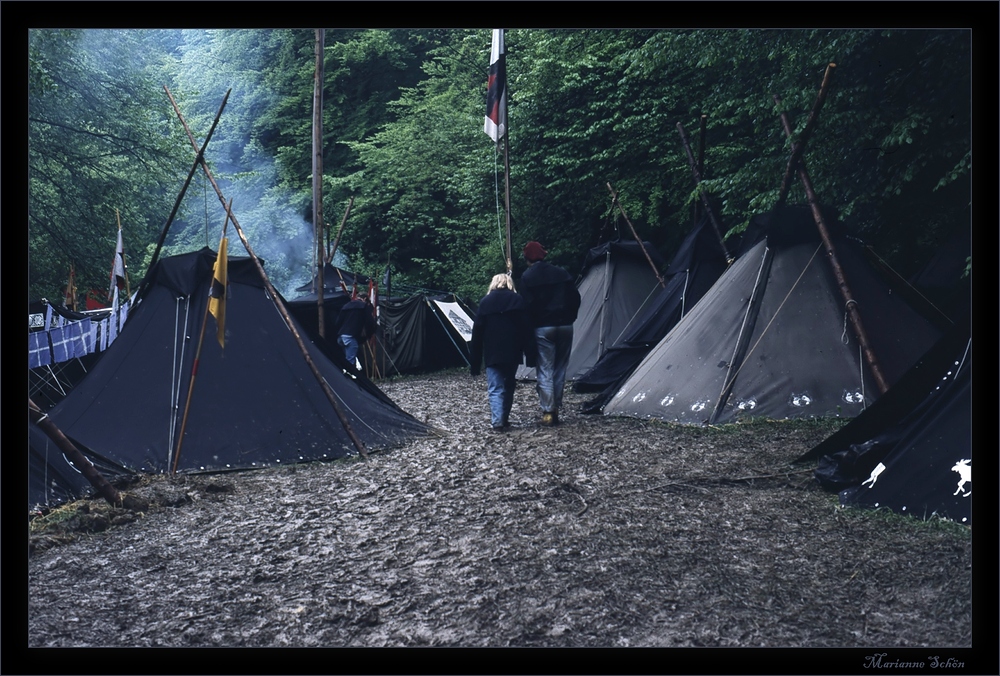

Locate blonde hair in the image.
[488,273,516,293]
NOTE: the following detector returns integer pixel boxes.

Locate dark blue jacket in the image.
[336,299,377,340]
[519,261,581,328]
[469,289,536,375]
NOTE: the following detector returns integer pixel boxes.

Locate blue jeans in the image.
[486,363,517,427]
[534,324,573,413]
[338,334,359,364]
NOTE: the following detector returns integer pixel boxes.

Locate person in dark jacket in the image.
[336,290,377,368]
[518,241,581,426]
[469,273,536,431]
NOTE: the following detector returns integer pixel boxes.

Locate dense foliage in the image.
[28,28,972,305]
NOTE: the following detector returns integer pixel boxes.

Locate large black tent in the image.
[602,206,942,426]
[518,239,665,382]
[574,215,735,405]
[796,308,972,524]
[44,248,431,474]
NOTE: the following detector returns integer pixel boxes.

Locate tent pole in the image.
[503,135,513,273]
[325,196,354,265]
[171,203,231,475]
[774,86,890,395]
[676,121,733,264]
[135,88,231,303]
[605,183,666,288]
[166,94,369,459]
[694,114,708,228]
[30,398,147,510]
[313,29,326,340]
[773,64,836,209]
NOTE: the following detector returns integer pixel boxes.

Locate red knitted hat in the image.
[523,241,547,262]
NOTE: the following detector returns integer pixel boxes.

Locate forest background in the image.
[26,26,973,306]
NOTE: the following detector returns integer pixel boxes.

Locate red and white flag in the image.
[484,29,506,143]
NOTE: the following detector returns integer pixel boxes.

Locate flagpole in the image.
[171,200,232,475]
[502,135,512,274]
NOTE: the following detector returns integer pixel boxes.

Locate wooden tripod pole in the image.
[30,399,148,510]
[774,85,890,395]
[171,201,232,475]
[135,88,230,303]
[606,183,666,288]
[676,121,733,264]
[775,63,836,209]
[165,89,369,459]
[325,196,355,265]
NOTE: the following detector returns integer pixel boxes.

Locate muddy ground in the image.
[26,369,974,672]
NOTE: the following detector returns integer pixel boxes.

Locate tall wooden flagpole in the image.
[313,28,327,339]
[485,29,512,273]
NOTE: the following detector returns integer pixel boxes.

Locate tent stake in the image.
[605,183,666,288]
[774,77,890,395]
[166,92,369,459]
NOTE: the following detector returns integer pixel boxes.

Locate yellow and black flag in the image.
[209,238,228,348]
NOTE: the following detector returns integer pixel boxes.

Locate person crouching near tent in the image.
[518,241,581,427]
[336,289,377,370]
[470,273,536,431]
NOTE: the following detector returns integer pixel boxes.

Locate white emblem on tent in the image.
[790,393,813,407]
[951,459,971,497]
[736,398,757,411]
[632,392,647,403]
[861,462,886,488]
[690,400,709,412]
[842,390,864,404]
[659,394,675,407]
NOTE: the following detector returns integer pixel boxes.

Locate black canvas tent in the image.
[796,307,971,524]
[602,205,942,426]
[518,239,665,382]
[285,263,371,339]
[574,215,735,405]
[44,248,431,474]
[366,292,474,378]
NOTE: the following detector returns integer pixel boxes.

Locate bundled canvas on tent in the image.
[44,248,431,474]
[603,205,942,426]
[518,239,665,382]
[575,215,737,410]
[797,308,971,524]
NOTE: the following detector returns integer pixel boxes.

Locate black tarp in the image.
[574,215,735,404]
[366,293,473,378]
[602,205,942,426]
[796,307,971,524]
[44,248,431,474]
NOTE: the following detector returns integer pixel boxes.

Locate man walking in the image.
[336,289,377,369]
[519,241,581,426]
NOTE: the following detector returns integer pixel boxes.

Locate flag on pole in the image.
[209,238,228,348]
[484,29,506,143]
[109,225,127,301]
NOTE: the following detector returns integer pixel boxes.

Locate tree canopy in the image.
[28,28,972,306]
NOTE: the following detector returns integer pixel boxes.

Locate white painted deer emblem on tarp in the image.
[951,459,971,497]
[861,462,886,488]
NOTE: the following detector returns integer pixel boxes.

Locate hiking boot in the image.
[540,412,559,427]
